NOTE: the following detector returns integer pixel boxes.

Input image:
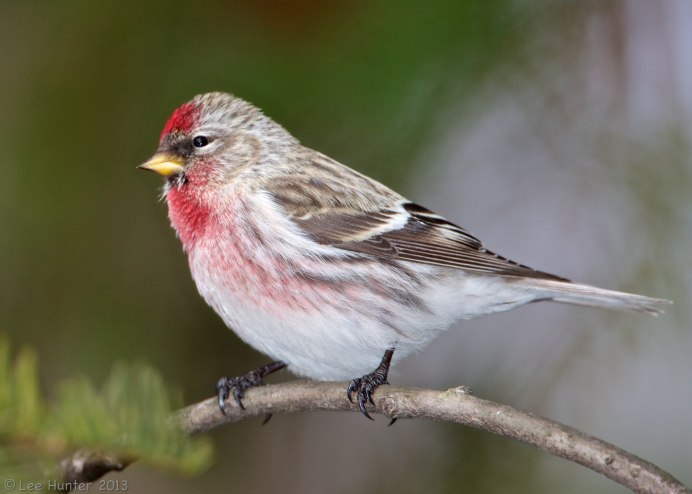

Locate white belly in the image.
[179,191,539,380]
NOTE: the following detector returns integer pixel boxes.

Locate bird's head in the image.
[139,92,297,190]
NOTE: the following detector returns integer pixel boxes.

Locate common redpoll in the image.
[140,92,670,418]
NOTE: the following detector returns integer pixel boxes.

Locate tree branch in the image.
[60,381,690,494]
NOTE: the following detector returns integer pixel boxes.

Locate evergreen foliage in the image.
[0,335,212,482]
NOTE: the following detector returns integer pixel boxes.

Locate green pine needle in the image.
[0,335,212,480]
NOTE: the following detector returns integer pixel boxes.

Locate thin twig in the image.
[60,381,691,494]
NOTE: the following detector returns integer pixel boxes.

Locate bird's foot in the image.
[347,348,395,420]
[217,361,286,414]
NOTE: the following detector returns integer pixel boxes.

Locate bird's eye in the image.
[192,136,210,148]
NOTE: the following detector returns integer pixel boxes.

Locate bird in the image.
[139,92,670,419]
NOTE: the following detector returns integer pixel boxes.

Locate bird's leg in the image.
[217,361,286,414]
[347,348,395,420]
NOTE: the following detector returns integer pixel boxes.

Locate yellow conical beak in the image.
[138,153,185,177]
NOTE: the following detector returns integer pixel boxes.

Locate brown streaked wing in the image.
[278,192,569,281]
[266,167,567,281]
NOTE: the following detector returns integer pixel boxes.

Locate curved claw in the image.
[346,348,395,420]
[365,386,375,405]
[217,376,247,411]
[358,393,374,420]
[233,385,246,410]
[216,361,286,415]
[217,378,230,415]
[346,379,360,403]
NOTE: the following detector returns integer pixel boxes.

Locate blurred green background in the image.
[1,1,690,492]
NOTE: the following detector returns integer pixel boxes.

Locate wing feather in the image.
[264,156,567,281]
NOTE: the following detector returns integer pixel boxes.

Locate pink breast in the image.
[166,185,212,249]
[169,189,379,318]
